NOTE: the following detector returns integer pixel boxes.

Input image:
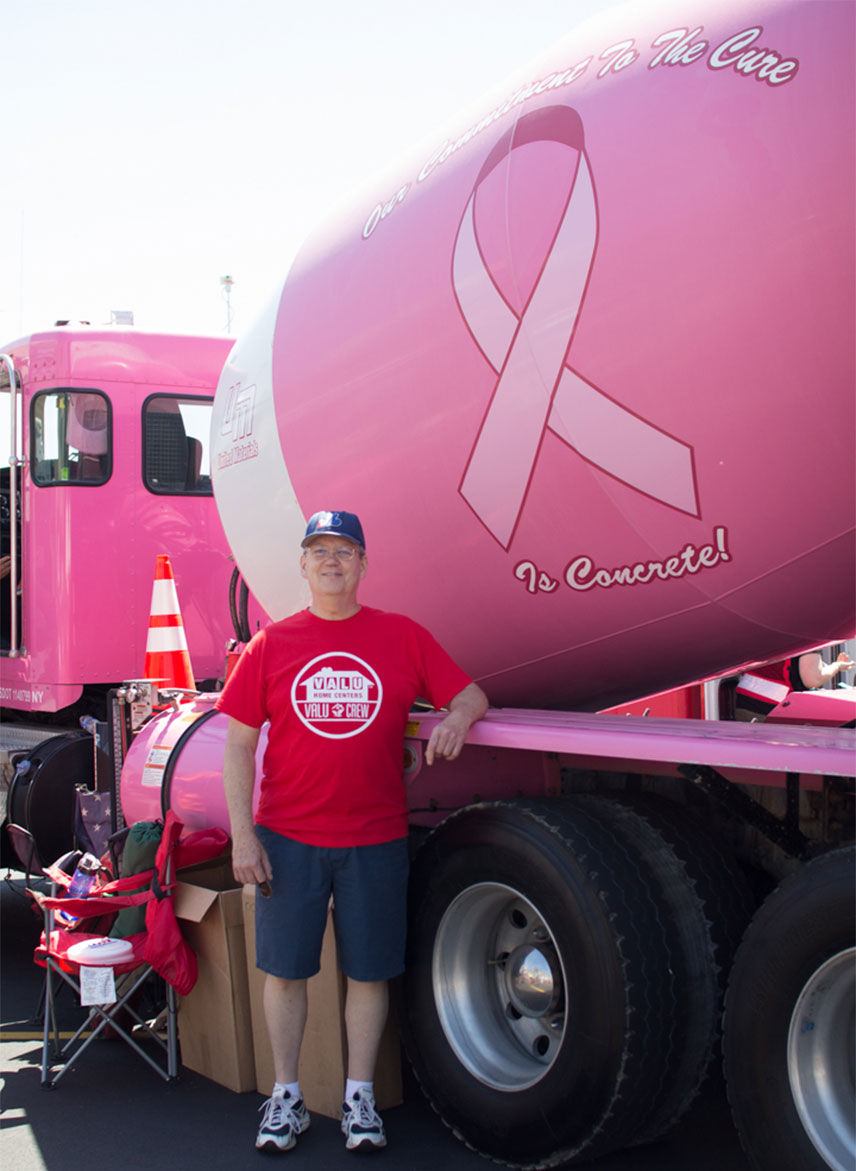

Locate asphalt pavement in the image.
[1,871,752,1171]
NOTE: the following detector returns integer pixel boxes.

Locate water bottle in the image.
[56,853,101,928]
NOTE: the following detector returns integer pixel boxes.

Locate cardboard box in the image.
[173,859,256,1092]
[242,884,402,1118]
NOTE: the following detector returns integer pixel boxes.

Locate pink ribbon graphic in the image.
[453,106,699,549]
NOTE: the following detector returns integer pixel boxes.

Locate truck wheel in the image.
[609,790,757,1138]
[613,790,757,971]
[723,847,855,1171]
[570,794,723,1143]
[402,798,688,1167]
[7,732,105,866]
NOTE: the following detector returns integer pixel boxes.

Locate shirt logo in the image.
[291,652,382,739]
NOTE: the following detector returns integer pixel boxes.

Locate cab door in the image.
[0,354,23,659]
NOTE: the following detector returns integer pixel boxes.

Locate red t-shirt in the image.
[735,658,792,714]
[215,606,473,847]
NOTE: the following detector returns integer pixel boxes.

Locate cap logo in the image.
[303,509,365,549]
[315,511,339,530]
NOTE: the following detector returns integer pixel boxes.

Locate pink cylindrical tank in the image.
[120,696,267,833]
[212,0,855,711]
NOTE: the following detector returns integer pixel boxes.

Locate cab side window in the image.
[143,395,213,495]
[32,390,112,485]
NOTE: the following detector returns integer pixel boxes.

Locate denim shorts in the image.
[254,826,409,982]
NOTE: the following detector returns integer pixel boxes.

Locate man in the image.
[216,510,488,1155]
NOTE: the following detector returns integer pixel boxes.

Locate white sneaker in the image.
[341,1088,387,1152]
[256,1091,310,1153]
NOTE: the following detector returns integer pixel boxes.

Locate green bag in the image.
[108,820,163,938]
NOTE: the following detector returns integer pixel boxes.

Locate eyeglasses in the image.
[305,546,360,562]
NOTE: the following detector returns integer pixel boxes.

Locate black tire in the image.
[611,791,757,974]
[723,847,855,1171]
[609,790,758,1138]
[571,794,723,1143]
[7,732,105,865]
[401,798,686,1167]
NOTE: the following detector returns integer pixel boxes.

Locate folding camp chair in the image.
[31,812,229,1089]
[34,855,177,1088]
[36,917,178,1088]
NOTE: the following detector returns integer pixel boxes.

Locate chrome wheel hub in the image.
[787,947,856,1171]
[432,883,566,1090]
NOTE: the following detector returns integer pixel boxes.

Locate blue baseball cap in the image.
[301,510,366,550]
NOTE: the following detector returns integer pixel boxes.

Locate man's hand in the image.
[425,682,488,765]
[425,710,472,765]
[231,827,273,888]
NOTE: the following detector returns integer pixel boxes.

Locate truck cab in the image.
[0,326,238,719]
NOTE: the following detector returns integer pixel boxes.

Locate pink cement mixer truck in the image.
[18,0,856,1168]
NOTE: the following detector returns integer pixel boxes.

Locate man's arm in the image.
[222,716,272,886]
[798,651,855,690]
[425,682,489,766]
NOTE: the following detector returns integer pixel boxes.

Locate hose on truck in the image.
[228,566,252,645]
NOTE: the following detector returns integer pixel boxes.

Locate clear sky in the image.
[1,0,613,342]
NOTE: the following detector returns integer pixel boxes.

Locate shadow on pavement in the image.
[1,871,749,1171]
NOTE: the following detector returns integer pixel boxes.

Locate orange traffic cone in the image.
[143,554,196,692]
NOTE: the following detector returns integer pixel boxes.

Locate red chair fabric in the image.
[33,812,229,994]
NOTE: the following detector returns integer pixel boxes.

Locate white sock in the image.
[273,1080,302,1101]
[346,1078,373,1101]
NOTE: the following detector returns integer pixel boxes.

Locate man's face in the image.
[300,537,366,599]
